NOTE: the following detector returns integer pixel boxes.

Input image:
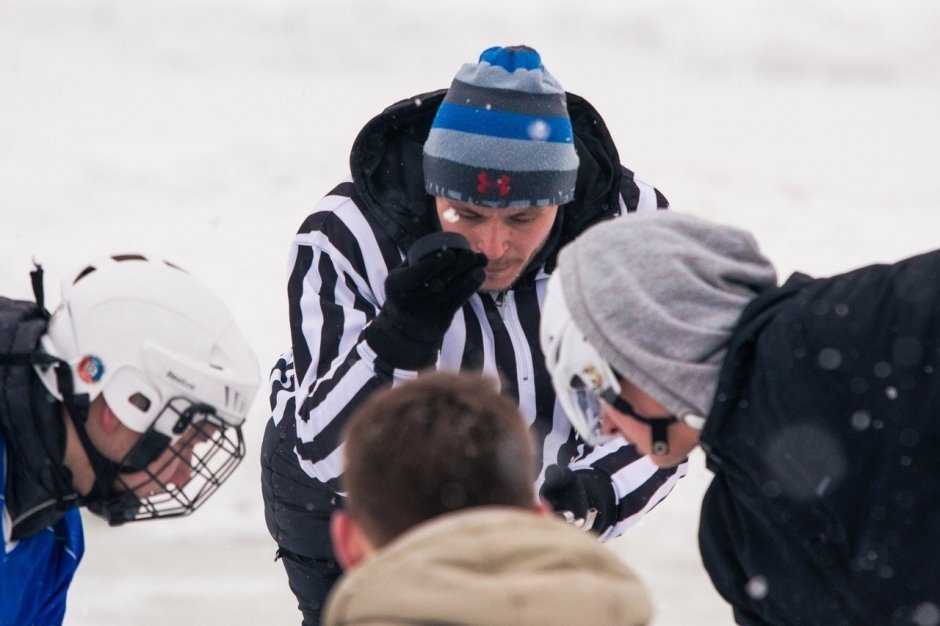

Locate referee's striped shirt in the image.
[269,171,686,539]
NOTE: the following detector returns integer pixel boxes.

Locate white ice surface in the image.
[2,1,939,624]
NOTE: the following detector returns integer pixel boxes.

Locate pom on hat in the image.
[423,45,580,209]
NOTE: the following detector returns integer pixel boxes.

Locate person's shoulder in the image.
[0,295,48,337]
[295,179,367,236]
[790,248,940,315]
[323,508,654,626]
[289,179,402,277]
[618,167,669,213]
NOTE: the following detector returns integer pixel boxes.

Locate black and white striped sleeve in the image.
[619,166,669,214]
[279,183,413,490]
[570,438,689,539]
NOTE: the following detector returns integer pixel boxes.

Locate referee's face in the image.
[435,197,559,292]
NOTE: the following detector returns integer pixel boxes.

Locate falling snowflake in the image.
[899,428,920,447]
[442,207,460,223]
[912,602,940,626]
[745,575,768,600]
[850,410,871,431]
[817,348,842,370]
[527,119,550,140]
[849,377,869,394]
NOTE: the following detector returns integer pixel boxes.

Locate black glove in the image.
[365,232,487,370]
[539,465,617,534]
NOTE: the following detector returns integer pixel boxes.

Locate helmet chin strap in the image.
[49,359,142,524]
[628,412,676,456]
[601,390,678,456]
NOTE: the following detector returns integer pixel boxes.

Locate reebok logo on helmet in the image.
[165,369,196,391]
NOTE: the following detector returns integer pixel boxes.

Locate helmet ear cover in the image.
[100,367,164,433]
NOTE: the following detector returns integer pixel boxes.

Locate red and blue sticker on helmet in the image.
[77,355,105,384]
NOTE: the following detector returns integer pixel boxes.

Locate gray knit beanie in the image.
[423,45,579,208]
[556,212,778,419]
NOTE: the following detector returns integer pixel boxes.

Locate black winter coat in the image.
[0,296,76,540]
[699,250,940,625]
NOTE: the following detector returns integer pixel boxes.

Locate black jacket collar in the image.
[0,295,78,540]
[2,376,77,540]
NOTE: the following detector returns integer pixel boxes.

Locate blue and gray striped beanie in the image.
[423,46,580,209]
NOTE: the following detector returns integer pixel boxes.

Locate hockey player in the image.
[0,255,260,625]
[541,210,940,625]
[324,372,653,626]
[262,44,685,624]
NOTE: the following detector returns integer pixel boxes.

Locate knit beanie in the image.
[423,45,580,209]
[556,212,778,419]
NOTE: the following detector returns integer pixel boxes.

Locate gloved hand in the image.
[539,465,617,534]
[365,232,487,370]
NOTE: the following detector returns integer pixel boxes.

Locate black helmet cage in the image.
[93,397,246,525]
[3,262,251,526]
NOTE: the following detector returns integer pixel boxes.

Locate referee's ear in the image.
[330,510,375,571]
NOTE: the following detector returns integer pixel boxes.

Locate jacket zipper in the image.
[494,292,531,383]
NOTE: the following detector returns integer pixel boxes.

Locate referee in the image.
[261,44,686,625]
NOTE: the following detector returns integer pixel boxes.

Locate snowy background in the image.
[2,0,939,624]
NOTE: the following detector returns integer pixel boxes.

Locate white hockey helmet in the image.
[35,253,260,522]
[37,253,258,430]
[540,272,621,447]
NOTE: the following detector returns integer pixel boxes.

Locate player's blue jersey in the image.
[1,429,84,626]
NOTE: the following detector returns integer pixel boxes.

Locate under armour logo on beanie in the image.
[423,45,580,208]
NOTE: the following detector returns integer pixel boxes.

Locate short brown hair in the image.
[341,372,536,547]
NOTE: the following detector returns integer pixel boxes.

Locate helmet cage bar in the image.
[105,409,246,524]
[120,399,219,471]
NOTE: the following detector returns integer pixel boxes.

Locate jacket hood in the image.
[349,89,624,276]
[323,507,653,626]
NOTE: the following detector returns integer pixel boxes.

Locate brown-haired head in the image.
[341,371,536,547]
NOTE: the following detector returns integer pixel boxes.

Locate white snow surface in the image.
[1,1,938,624]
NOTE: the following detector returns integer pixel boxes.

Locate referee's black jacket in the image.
[268,89,685,541]
[700,250,940,625]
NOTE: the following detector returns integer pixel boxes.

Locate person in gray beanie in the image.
[542,210,940,625]
[262,45,682,625]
